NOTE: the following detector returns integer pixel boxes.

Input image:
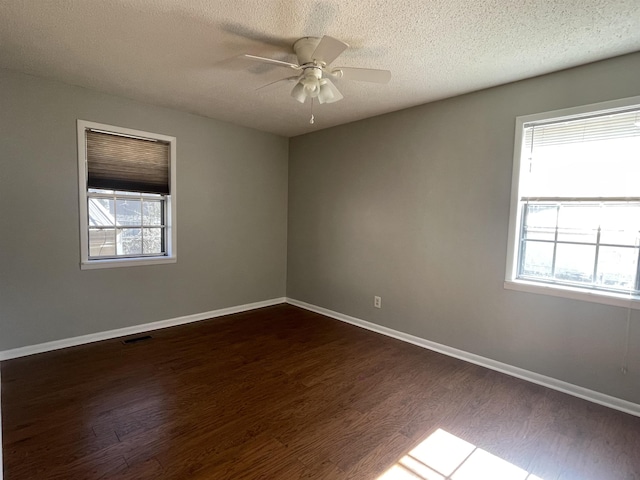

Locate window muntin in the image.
[78,120,176,269]
[506,97,640,304]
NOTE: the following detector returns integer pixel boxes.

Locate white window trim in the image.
[505,95,640,309]
[77,120,177,270]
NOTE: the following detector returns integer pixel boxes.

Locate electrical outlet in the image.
[374,296,382,308]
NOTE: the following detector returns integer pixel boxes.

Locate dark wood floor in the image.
[2,304,640,479]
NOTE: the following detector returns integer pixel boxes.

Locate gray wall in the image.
[0,69,288,351]
[288,52,640,404]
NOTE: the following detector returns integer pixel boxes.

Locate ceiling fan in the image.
[241,35,391,106]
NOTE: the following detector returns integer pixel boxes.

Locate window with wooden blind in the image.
[505,97,640,308]
[77,120,176,269]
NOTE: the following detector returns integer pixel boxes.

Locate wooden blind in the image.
[86,130,170,194]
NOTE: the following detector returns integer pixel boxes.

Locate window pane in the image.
[143,228,164,254]
[554,243,595,284]
[600,204,640,246]
[143,200,163,226]
[556,205,599,243]
[596,246,638,291]
[89,228,116,257]
[117,228,142,255]
[520,241,554,278]
[523,205,557,241]
[116,199,141,226]
[88,198,115,226]
[88,188,114,194]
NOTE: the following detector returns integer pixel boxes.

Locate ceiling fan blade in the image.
[318,78,343,104]
[256,75,300,92]
[332,67,392,84]
[311,35,349,65]
[241,54,301,70]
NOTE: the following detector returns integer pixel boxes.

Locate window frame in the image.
[505,96,640,309]
[77,120,177,270]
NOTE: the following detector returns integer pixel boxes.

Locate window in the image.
[77,120,176,269]
[505,96,640,308]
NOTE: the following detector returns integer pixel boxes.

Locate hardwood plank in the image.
[3,304,640,479]
[343,431,415,479]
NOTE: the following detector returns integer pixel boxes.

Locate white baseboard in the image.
[0,297,286,361]
[286,298,640,418]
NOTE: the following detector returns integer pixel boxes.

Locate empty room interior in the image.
[2,1,640,479]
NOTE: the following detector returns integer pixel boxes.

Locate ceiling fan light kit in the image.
[242,35,391,120]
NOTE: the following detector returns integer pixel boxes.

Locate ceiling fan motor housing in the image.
[293,37,323,66]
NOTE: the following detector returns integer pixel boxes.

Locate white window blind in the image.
[524,109,640,148]
[520,107,640,199]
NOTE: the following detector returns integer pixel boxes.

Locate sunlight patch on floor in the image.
[378,429,545,480]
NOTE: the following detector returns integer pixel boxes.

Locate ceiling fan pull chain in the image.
[310,98,315,124]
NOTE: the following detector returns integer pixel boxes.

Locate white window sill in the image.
[504,279,640,310]
[81,256,176,270]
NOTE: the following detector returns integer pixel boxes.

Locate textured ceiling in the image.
[1,0,639,137]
